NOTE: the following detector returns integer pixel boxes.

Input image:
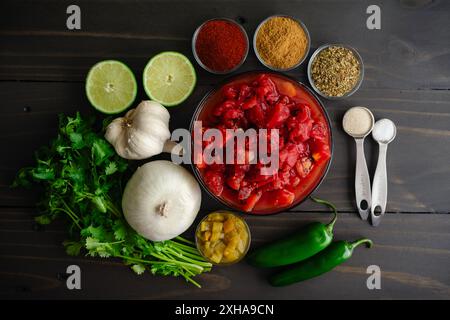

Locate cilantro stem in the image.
[59,197,80,220]
[52,207,81,229]
[169,241,202,255]
[104,196,122,217]
[115,255,162,265]
[175,236,195,245]
[171,249,207,262]
[165,247,212,268]
[117,254,205,274]
[183,274,202,288]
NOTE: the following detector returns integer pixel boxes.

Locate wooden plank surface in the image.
[1,0,450,89]
[1,208,449,299]
[0,0,449,300]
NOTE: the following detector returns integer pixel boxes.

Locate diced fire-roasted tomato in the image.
[311,122,328,141]
[223,85,238,99]
[246,103,266,127]
[242,96,258,110]
[273,189,295,207]
[199,74,330,213]
[226,171,245,190]
[213,100,236,116]
[203,170,224,196]
[238,183,254,201]
[295,157,313,178]
[311,141,331,165]
[266,97,291,128]
[242,191,262,212]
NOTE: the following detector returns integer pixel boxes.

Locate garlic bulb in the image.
[105,100,181,160]
[122,160,201,241]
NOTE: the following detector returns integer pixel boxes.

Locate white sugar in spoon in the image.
[371,119,397,227]
[342,107,375,220]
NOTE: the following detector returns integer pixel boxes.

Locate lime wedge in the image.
[85,60,137,114]
[143,52,196,107]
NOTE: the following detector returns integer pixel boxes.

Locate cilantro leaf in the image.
[131,264,146,275]
[105,162,118,175]
[113,220,127,241]
[31,167,55,180]
[35,214,53,225]
[69,132,85,149]
[92,139,114,166]
[63,240,83,256]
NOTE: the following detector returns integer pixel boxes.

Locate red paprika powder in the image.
[195,19,248,72]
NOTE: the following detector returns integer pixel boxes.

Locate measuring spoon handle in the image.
[355,138,371,220]
[371,143,388,226]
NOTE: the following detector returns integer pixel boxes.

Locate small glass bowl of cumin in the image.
[307,44,364,100]
[253,14,311,72]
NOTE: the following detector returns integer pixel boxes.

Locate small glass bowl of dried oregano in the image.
[307,44,364,99]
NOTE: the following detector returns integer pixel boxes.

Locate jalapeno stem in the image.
[349,238,373,251]
[310,197,338,232]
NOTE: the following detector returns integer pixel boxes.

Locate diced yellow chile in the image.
[228,234,240,249]
[224,230,238,242]
[223,217,236,233]
[239,231,248,243]
[235,220,245,232]
[237,239,246,253]
[214,241,226,254]
[210,252,223,264]
[208,213,225,222]
[200,221,210,232]
[224,242,238,257]
[210,222,223,242]
[202,243,213,257]
[222,249,240,262]
[201,231,211,241]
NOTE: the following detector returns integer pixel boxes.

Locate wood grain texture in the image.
[1,208,449,299]
[1,0,450,89]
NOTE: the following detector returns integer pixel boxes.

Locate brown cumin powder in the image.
[256,16,308,70]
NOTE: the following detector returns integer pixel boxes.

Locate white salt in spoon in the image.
[342,107,375,220]
[371,119,397,226]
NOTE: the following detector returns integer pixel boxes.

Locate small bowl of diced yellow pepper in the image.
[195,210,251,265]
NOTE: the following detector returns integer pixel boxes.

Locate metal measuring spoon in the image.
[371,119,397,226]
[342,107,375,220]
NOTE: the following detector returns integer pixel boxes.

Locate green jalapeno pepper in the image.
[247,198,337,268]
[269,238,373,286]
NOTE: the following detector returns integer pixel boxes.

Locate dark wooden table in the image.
[1,0,449,300]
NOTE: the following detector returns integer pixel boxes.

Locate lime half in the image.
[86,60,137,114]
[143,52,196,107]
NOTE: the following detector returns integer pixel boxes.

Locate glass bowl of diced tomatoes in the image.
[190,71,333,215]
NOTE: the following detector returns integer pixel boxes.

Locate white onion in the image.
[122,160,201,241]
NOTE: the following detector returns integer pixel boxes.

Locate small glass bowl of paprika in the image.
[192,18,249,74]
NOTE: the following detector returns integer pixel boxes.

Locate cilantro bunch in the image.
[13,113,212,287]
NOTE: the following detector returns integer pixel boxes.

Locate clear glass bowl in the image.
[253,14,311,72]
[189,71,333,215]
[307,43,364,100]
[192,18,249,75]
[195,210,251,266]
